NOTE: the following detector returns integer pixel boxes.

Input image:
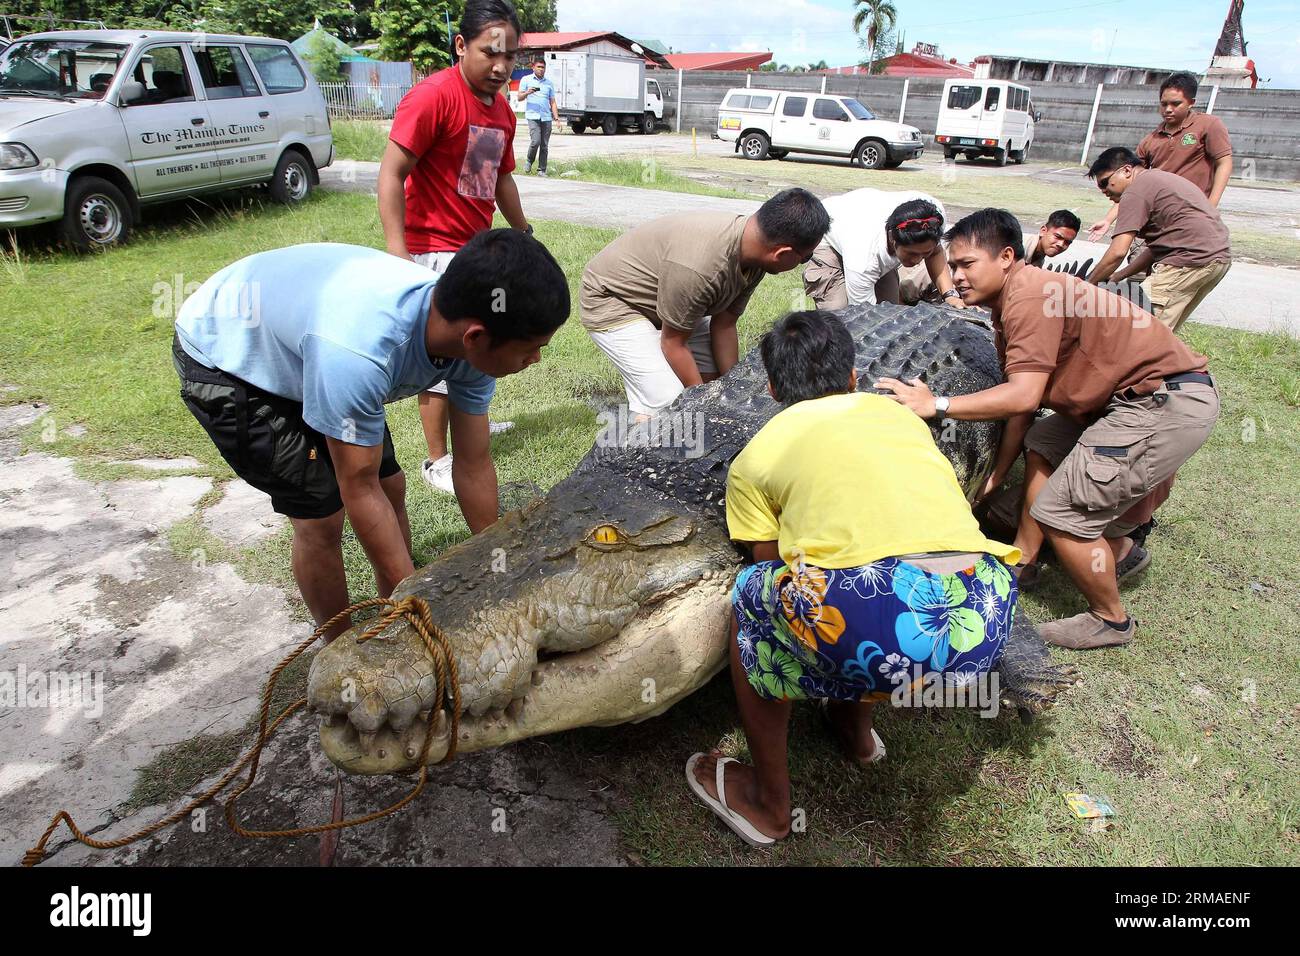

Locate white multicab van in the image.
[934,79,1038,166]
[0,30,333,249]
[715,88,924,169]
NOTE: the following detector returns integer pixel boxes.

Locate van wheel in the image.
[740,132,770,160]
[61,175,133,251]
[769,149,788,159]
[601,115,618,135]
[640,112,656,134]
[569,120,586,134]
[943,147,957,161]
[964,151,979,162]
[270,150,313,204]
[855,139,887,170]
[994,144,1009,167]
[1014,141,1030,164]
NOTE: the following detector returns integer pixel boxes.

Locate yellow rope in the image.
[23,595,458,866]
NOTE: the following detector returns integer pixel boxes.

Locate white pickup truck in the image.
[715,88,923,169]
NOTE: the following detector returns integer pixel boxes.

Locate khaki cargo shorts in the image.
[802,242,849,310]
[1141,259,1231,332]
[1024,381,1219,540]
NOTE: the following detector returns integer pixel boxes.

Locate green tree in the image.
[375,0,455,72]
[857,24,898,75]
[303,30,346,83]
[852,0,898,74]
[512,0,557,32]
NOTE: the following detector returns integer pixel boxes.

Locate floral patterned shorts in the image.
[731,556,1017,702]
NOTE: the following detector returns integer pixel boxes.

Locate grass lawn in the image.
[2,188,1297,865]
[329,118,391,164]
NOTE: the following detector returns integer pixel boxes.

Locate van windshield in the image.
[841,98,876,120]
[0,39,128,100]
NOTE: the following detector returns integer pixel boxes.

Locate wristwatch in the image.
[942,288,962,301]
[933,396,951,419]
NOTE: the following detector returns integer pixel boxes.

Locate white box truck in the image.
[546,50,663,135]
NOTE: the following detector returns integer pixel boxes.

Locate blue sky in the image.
[556,0,1300,88]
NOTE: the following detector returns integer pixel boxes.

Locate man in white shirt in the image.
[803,189,964,309]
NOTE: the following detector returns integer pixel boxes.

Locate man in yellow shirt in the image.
[685,311,1019,847]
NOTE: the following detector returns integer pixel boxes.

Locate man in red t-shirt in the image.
[379,2,532,495]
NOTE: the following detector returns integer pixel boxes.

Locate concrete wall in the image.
[665,70,1300,182]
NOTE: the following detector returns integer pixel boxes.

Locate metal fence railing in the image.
[318,81,413,119]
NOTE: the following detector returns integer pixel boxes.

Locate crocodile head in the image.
[307,466,738,774]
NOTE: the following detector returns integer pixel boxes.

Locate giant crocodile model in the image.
[307,302,1078,775]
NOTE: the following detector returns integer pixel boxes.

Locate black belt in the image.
[1121,371,1213,402]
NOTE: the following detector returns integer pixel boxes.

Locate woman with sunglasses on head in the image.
[802,189,966,311]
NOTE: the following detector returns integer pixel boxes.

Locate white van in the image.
[0,30,333,249]
[934,79,1038,166]
[715,88,923,169]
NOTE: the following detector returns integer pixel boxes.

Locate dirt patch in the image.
[1101,713,1157,779]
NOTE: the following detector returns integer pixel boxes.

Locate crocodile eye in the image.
[591,525,622,544]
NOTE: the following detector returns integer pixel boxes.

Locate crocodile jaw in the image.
[317,573,734,774]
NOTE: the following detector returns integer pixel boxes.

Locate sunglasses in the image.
[1096,166,1129,190]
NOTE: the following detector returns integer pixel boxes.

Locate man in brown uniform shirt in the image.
[582,189,829,420]
[1086,147,1232,332]
[878,209,1219,650]
[1086,71,1233,241]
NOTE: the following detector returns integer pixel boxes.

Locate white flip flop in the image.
[864,728,887,764]
[816,700,887,765]
[684,752,778,848]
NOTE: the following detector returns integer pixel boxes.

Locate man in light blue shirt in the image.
[173,230,570,639]
[518,56,559,176]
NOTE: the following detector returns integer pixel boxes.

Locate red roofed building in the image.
[664,51,773,71]
[517,32,770,72]
[818,44,974,79]
[517,31,673,69]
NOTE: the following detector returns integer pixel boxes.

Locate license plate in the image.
[957,137,977,145]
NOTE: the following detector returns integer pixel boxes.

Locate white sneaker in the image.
[525,164,533,174]
[489,420,515,435]
[420,455,455,495]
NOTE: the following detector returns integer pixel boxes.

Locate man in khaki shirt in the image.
[878,209,1219,651]
[582,189,830,420]
[1086,147,1231,331]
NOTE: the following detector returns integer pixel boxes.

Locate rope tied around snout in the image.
[22,595,460,867]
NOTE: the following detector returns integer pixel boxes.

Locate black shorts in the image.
[173,334,400,520]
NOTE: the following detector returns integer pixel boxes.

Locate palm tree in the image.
[852,0,899,74]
